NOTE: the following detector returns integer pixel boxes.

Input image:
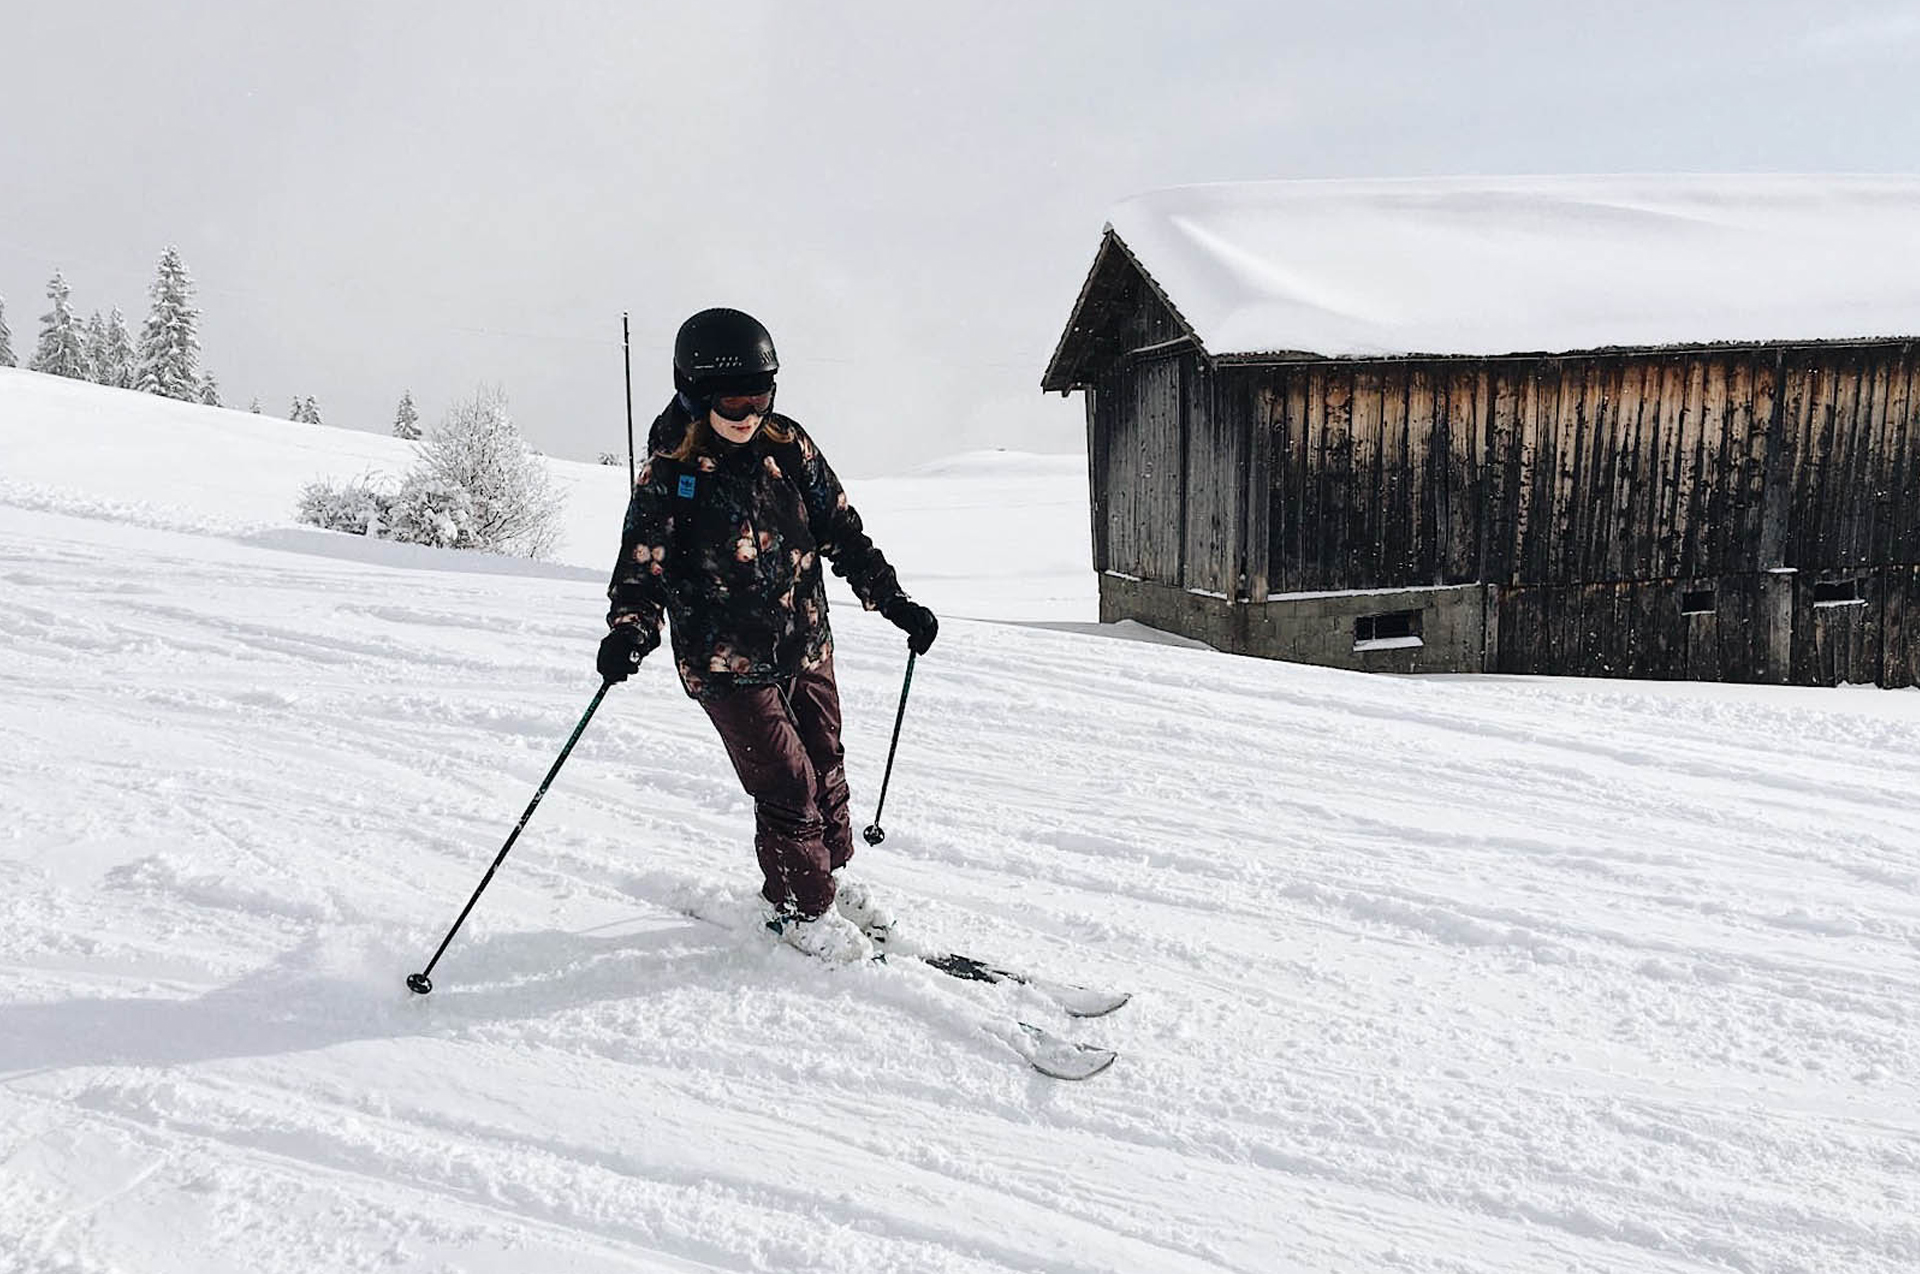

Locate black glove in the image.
[597,624,659,683]
[879,595,938,655]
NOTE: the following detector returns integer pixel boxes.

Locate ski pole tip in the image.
[405,973,434,995]
[862,824,886,846]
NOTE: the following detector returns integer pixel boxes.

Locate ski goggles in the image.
[711,388,774,421]
[704,372,776,421]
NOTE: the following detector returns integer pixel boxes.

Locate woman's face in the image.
[708,409,762,445]
[706,381,773,445]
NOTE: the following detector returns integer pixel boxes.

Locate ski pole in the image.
[862,650,916,846]
[407,681,614,995]
[621,311,636,488]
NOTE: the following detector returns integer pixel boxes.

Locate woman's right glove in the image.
[879,594,939,655]
[596,624,660,684]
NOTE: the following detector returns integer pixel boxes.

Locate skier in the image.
[600,307,939,963]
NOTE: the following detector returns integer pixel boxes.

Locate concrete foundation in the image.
[1098,574,1488,673]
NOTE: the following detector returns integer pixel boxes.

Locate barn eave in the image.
[1041,228,1208,393]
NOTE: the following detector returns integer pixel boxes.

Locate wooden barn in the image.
[1042,175,1920,687]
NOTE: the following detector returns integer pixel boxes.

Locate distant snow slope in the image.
[0,368,1096,621]
[4,369,1919,1273]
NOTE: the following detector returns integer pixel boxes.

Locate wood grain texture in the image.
[1096,335,1920,684]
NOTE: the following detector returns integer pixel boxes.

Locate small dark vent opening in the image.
[1813,578,1864,606]
[1354,609,1424,650]
[1680,589,1715,615]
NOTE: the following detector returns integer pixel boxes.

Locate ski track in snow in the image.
[4,485,1920,1270]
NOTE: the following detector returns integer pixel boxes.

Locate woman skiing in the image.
[599,308,938,963]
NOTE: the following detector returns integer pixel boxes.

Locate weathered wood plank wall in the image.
[1780,346,1920,569]
[1095,355,1184,583]
[1884,567,1920,688]
[1093,351,1246,594]
[1793,574,1880,686]
[1091,337,1920,685]
[1181,357,1243,596]
[1259,344,1919,594]
[1490,576,1780,682]
[1074,242,1192,579]
[1261,363,1481,594]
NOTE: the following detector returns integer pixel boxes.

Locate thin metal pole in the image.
[862,651,916,846]
[622,312,636,487]
[407,682,614,994]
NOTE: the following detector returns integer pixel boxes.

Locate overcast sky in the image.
[5,1,1919,474]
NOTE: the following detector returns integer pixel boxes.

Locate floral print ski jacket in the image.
[607,402,901,700]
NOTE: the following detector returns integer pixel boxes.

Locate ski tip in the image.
[1031,1048,1118,1081]
[1028,978,1131,1018]
[1012,1021,1119,1081]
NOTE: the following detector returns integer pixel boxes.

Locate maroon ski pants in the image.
[699,654,853,918]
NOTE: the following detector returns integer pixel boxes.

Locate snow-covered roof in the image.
[1099,174,1920,361]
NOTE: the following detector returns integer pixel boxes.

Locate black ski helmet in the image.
[673,308,778,395]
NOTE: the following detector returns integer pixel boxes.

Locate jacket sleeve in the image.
[606,460,674,636]
[787,422,902,610]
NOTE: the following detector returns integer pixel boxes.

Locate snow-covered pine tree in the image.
[199,372,221,407]
[134,246,202,400]
[101,309,136,388]
[248,397,262,413]
[0,295,14,368]
[393,390,420,440]
[289,398,304,421]
[30,272,91,380]
[84,311,109,384]
[303,396,322,425]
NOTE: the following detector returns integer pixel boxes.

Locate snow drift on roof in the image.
[1105,174,1920,359]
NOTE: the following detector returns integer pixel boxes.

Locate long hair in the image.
[667,408,793,462]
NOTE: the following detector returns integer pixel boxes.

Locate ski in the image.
[873,942,1124,1078]
[1002,1020,1117,1081]
[912,950,1132,1019]
[871,939,1128,1076]
[666,897,1123,1079]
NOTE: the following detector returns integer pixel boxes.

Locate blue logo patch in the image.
[677,475,697,498]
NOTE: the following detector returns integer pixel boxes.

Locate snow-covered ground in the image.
[0,371,1096,624]
[3,367,1919,1273]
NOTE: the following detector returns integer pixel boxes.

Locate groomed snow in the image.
[4,368,1920,1272]
[1107,173,1920,359]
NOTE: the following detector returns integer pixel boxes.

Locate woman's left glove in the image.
[597,624,660,683]
[879,595,939,655]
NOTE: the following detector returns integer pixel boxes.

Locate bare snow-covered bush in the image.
[411,387,564,559]
[384,472,475,549]
[295,476,391,536]
[293,386,564,558]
